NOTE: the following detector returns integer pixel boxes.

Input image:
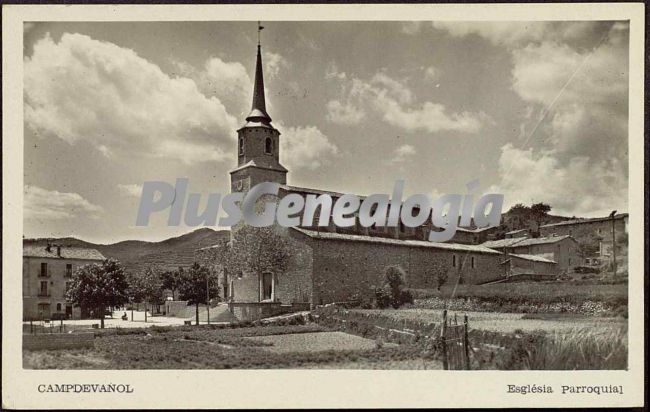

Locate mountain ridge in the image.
[23,228,230,273]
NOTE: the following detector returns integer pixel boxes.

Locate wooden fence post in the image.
[441,309,448,370]
[464,314,470,370]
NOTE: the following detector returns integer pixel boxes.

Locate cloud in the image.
[326,69,485,133]
[117,183,142,198]
[391,144,416,163]
[24,185,103,220]
[277,122,339,170]
[431,21,608,48]
[263,51,288,78]
[326,99,366,125]
[25,33,238,165]
[431,21,629,216]
[491,144,628,217]
[424,66,440,83]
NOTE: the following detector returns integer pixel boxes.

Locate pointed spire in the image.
[246,24,271,125]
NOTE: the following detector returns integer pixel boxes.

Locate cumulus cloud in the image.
[117,183,142,197]
[491,144,628,217]
[391,144,416,163]
[25,33,238,164]
[24,185,103,220]
[277,122,339,170]
[326,99,366,125]
[326,68,485,133]
[475,22,629,216]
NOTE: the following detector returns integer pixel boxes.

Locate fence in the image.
[440,309,470,370]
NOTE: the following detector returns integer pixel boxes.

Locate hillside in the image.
[23,228,230,273]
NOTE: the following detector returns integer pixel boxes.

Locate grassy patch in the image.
[481,327,628,370]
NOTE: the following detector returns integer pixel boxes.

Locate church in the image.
[198,40,556,318]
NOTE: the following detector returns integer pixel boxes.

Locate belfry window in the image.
[265,137,273,154]
[239,138,244,155]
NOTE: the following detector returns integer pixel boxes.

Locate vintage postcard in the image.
[2,3,645,409]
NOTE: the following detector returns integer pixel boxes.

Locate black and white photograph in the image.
[3,3,645,409]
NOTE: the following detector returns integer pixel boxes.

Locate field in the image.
[350,308,625,334]
[23,324,441,370]
[409,281,628,316]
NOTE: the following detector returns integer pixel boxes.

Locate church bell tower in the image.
[230,27,287,194]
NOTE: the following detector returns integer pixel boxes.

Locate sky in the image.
[23,21,630,244]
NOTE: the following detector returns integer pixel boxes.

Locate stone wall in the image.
[307,237,504,304]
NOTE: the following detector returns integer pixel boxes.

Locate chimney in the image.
[57,245,62,257]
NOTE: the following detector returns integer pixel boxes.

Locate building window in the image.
[471,256,476,269]
[65,264,72,277]
[39,281,48,297]
[597,228,602,235]
[238,138,244,155]
[56,303,62,312]
[265,137,273,154]
[452,255,457,268]
[40,262,48,277]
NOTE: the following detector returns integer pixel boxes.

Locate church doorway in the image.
[260,272,274,301]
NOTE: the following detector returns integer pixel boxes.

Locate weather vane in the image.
[257,21,264,46]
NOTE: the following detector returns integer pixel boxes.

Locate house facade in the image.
[23,244,106,320]
[482,235,580,273]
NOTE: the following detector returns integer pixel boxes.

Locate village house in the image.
[539,213,628,264]
[482,235,580,273]
[194,41,559,319]
[23,244,105,320]
[450,226,501,245]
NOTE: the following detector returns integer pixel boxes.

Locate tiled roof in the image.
[456,226,498,233]
[512,235,574,247]
[292,228,501,254]
[481,238,526,249]
[23,245,105,260]
[510,253,557,264]
[540,213,628,228]
[280,184,367,200]
[482,235,574,250]
[229,159,288,174]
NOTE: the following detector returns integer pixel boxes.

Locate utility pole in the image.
[206,274,210,325]
[610,210,617,277]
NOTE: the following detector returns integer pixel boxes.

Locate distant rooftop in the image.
[509,253,556,264]
[540,213,628,229]
[292,228,501,254]
[23,245,105,260]
[482,235,575,250]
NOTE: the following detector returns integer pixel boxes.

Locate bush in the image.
[399,290,414,306]
[375,288,392,309]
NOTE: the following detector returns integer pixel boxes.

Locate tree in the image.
[226,226,292,276]
[65,259,129,328]
[178,262,219,326]
[384,265,406,309]
[160,267,183,301]
[129,266,165,322]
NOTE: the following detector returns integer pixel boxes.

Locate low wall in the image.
[228,302,286,322]
[23,332,94,351]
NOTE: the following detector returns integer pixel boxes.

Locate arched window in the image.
[265,137,273,154]
[239,138,244,155]
[56,303,62,312]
